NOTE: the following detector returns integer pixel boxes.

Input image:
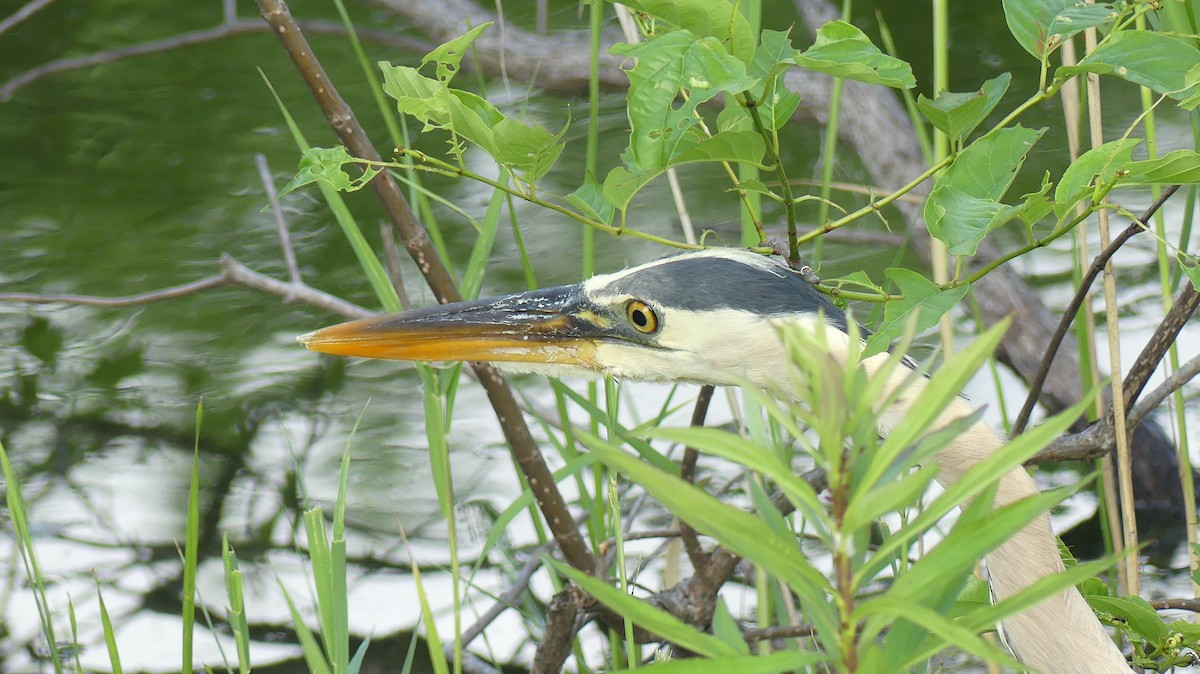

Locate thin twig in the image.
[0,276,228,308]
[255,153,302,287]
[255,0,595,574]
[679,385,714,571]
[1011,185,1181,435]
[0,18,430,102]
[0,0,57,37]
[458,539,557,648]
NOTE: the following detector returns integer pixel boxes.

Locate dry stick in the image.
[1121,283,1200,410]
[1011,185,1181,436]
[679,385,714,570]
[0,17,430,103]
[254,0,594,574]
[1033,297,1200,465]
[0,0,57,37]
[255,153,302,287]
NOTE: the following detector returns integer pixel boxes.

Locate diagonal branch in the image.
[254,0,595,574]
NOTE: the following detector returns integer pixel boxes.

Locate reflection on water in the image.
[2,0,1199,672]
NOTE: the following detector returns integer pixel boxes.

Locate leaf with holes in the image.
[421,22,491,84]
[617,0,755,64]
[614,30,756,171]
[280,146,379,196]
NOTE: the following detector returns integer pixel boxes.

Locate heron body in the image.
[300,248,1130,673]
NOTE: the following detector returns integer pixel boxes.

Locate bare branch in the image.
[0,0,57,37]
[1121,282,1200,410]
[255,153,302,287]
[0,18,430,102]
[219,254,369,318]
[0,275,228,307]
[1128,352,1200,432]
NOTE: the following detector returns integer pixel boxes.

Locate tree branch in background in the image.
[0,14,430,103]
[254,0,595,575]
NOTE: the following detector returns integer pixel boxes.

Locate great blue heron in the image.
[299,248,1130,673]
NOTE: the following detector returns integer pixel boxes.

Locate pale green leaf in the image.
[794,21,916,88]
[916,73,1012,144]
[1122,149,1200,184]
[617,0,755,64]
[1057,30,1200,102]
[613,31,756,171]
[924,125,1046,254]
[1003,0,1074,59]
[1054,137,1140,217]
[421,22,492,84]
[863,268,969,356]
[669,130,766,167]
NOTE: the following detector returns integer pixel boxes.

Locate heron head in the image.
[298,248,849,391]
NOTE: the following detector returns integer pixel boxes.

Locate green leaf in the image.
[549,560,742,658]
[1122,149,1200,184]
[279,146,380,196]
[613,30,756,171]
[1181,254,1200,291]
[1047,2,1121,42]
[857,595,1015,666]
[793,21,916,89]
[86,347,144,390]
[669,130,766,167]
[988,171,1056,240]
[841,463,939,534]
[602,165,662,212]
[566,173,615,225]
[646,426,829,539]
[421,22,492,84]
[1088,595,1169,642]
[864,269,969,356]
[923,125,1046,255]
[1054,137,1140,217]
[1179,65,1200,110]
[1057,30,1200,102]
[711,600,750,654]
[1003,0,1074,59]
[617,0,755,64]
[378,61,564,182]
[916,73,1012,144]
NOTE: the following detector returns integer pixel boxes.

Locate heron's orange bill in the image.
[297,284,600,367]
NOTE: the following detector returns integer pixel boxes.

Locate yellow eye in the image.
[625,300,659,334]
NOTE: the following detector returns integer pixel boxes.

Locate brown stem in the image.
[679,385,714,570]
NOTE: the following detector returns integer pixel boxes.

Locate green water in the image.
[1,1,1190,672]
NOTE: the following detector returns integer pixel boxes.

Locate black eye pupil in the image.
[632,310,647,326]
